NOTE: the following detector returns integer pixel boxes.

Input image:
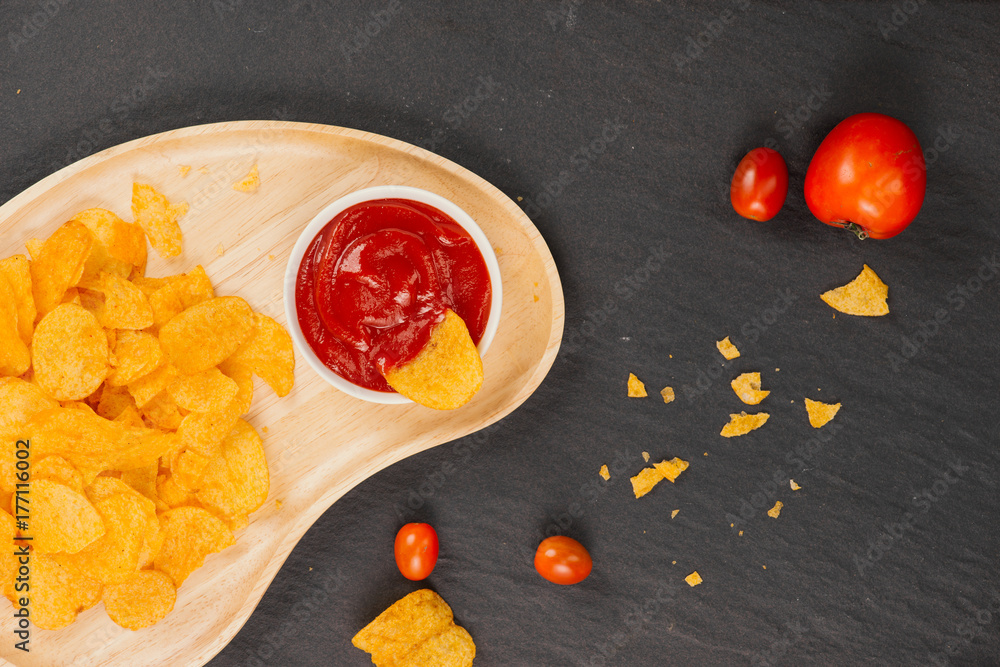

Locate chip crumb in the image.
[630,467,662,498]
[763,565,767,569]
[178,165,192,177]
[731,372,770,405]
[720,411,769,437]
[268,254,276,261]
[517,196,523,201]
[820,264,889,316]
[669,354,673,358]
[599,464,610,481]
[804,398,841,428]
[767,501,783,518]
[703,452,708,456]
[716,336,740,360]
[739,530,744,536]
[215,242,225,256]
[309,567,313,571]
[275,500,283,509]
[671,509,679,519]
[672,560,676,564]
[533,295,539,302]
[233,164,260,193]
[775,368,779,371]
[685,571,703,587]
[642,451,650,462]
[660,386,675,403]
[198,166,210,174]
[653,457,689,483]
[627,373,647,397]
[790,480,801,491]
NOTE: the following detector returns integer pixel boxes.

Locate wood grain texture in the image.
[0,121,563,667]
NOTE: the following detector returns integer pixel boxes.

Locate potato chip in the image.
[141,392,185,431]
[599,464,610,481]
[660,386,675,403]
[225,514,249,533]
[685,571,703,587]
[156,474,195,509]
[121,463,161,507]
[218,359,254,415]
[168,367,239,413]
[34,455,84,493]
[159,296,255,374]
[804,398,841,428]
[790,479,801,491]
[108,330,165,387]
[767,501,783,518]
[6,553,102,630]
[147,265,214,328]
[128,363,179,409]
[720,411,769,437]
[627,373,647,397]
[227,312,295,397]
[32,304,109,401]
[630,467,664,499]
[671,509,680,519]
[29,220,93,316]
[383,309,483,410]
[0,274,31,377]
[54,492,149,584]
[28,479,105,554]
[232,164,260,193]
[716,336,740,360]
[103,570,176,630]
[652,457,690,483]
[132,183,188,259]
[24,237,43,260]
[175,407,239,460]
[731,372,770,405]
[92,271,154,330]
[820,264,889,316]
[0,377,57,431]
[0,254,35,346]
[97,384,137,421]
[196,419,268,517]
[72,207,147,268]
[153,506,235,586]
[352,589,475,667]
[171,449,211,492]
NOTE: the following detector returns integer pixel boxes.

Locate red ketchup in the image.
[295,198,491,392]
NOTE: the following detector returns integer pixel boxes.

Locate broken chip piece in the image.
[685,571,703,587]
[352,589,475,667]
[790,480,801,491]
[660,386,675,403]
[671,509,680,519]
[627,373,647,397]
[716,336,740,360]
[653,457,689,483]
[642,451,650,462]
[767,501,783,518]
[731,372,770,405]
[820,264,889,316]
[599,464,610,481]
[630,457,689,498]
[804,398,841,428]
[232,164,260,193]
[383,309,483,410]
[132,183,189,259]
[720,411,769,437]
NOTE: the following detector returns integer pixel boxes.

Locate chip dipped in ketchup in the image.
[294,197,492,393]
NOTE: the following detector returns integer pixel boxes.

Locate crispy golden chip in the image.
[24,238,43,261]
[804,398,841,428]
[97,384,137,421]
[196,419,268,518]
[0,274,31,377]
[232,164,260,193]
[720,411,769,437]
[73,208,147,270]
[790,479,801,491]
[141,391,185,431]
[178,165,191,177]
[108,330,165,387]
[159,296,255,374]
[383,310,483,410]
[156,474,195,509]
[168,367,239,413]
[731,372,770,405]
[0,254,35,346]
[103,570,176,630]
[34,455,84,493]
[660,386,675,403]
[767,501,783,518]
[128,363,179,409]
[627,373,647,397]
[132,183,188,259]
[599,464,610,481]
[671,509,680,519]
[30,220,93,316]
[352,589,475,667]
[218,359,254,415]
[630,467,664,499]
[716,336,740,360]
[685,571,703,587]
[92,271,154,330]
[652,457,689,483]
[227,313,295,397]
[28,479,105,554]
[32,304,109,401]
[6,553,102,630]
[820,264,889,316]
[0,377,57,432]
[147,265,214,328]
[121,463,162,510]
[54,492,149,584]
[171,449,211,492]
[153,506,235,586]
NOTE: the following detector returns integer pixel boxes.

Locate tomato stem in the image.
[830,220,869,240]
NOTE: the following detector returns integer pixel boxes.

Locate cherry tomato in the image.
[804,113,925,239]
[534,536,592,585]
[730,147,788,222]
[394,523,438,581]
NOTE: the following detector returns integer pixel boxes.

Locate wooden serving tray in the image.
[0,121,563,666]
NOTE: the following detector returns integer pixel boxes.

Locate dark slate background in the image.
[3,2,999,665]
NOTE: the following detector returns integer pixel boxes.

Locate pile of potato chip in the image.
[0,184,294,631]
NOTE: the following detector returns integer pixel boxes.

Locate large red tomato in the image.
[804,113,925,239]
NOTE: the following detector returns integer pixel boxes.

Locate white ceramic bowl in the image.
[284,185,503,404]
